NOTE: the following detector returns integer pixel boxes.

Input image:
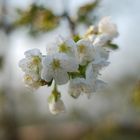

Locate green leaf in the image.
[107,43,119,50]
[0,56,4,70]
[131,82,140,107]
[68,64,87,79]
[77,0,100,24]
[73,35,81,42]
[14,4,60,34]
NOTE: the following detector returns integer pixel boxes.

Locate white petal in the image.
[77,39,94,49]
[86,63,98,81]
[24,49,41,57]
[93,34,111,47]
[42,55,53,67]
[54,69,69,85]
[49,99,65,115]
[65,38,76,47]
[76,39,95,65]
[60,57,78,72]
[18,58,28,71]
[19,58,35,74]
[41,57,54,82]
[69,78,95,98]
[68,79,83,98]
[41,67,53,82]
[94,46,109,60]
[98,17,118,38]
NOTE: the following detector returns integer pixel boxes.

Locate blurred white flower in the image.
[58,38,77,57]
[85,62,108,94]
[84,25,98,42]
[93,33,111,47]
[23,74,40,89]
[47,38,77,57]
[86,59,109,81]
[48,98,65,115]
[76,39,95,65]
[68,78,96,98]
[17,15,119,115]
[41,53,78,85]
[94,46,109,61]
[19,49,43,88]
[98,16,118,38]
[24,49,42,57]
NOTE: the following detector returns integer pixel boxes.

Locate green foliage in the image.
[14,4,60,34]
[0,56,4,70]
[131,82,140,107]
[107,43,119,50]
[77,0,100,25]
[73,35,81,42]
[68,64,87,79]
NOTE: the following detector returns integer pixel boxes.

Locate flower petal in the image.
[24,49,41,57]
[54,69,69,85]
[60,57,78,72]
[49,99,65,115]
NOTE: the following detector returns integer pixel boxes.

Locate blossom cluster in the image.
[19,17,119,114]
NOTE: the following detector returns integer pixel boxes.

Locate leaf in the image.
[73,35,81,42]
[0,56,4,70]
[107,43,119,50]
[131,82,140,107]
[14,4,37,26]
[77,0,100,24]
[14,4,60,33]
[68,64,87,79]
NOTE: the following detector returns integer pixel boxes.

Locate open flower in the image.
[41,53,78,85]
[98,16,118,39]
[58,38,77,57]
[68,78,96,98]
[93,33,111,47]
[76,39,95,65]
[86,59,109,77]
[19,49,43,88]
[23,74,48,89]
[47,38,77,57]
[84,59,108,95]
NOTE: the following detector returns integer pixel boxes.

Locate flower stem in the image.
[52,81,61,101]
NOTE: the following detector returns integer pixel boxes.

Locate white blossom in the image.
[93,33,111,47]
[48,98,65,115]
[41,53,78,85]
[46,38,77,57]
[19,49,43,88]
[23,74,40,89]
[84,25,98,42]
[24,49,42,57]
[98,16,118,39]
[94,46,110,61]
[86,59,109,82]
[68,78,96,98]
[76,39,95,65]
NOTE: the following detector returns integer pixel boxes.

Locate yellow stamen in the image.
[59,43,71,53]
[52,59,60,69]
[78,45,86,53]
[32,56,41,65]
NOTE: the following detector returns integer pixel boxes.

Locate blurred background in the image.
[0,0,140,140]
